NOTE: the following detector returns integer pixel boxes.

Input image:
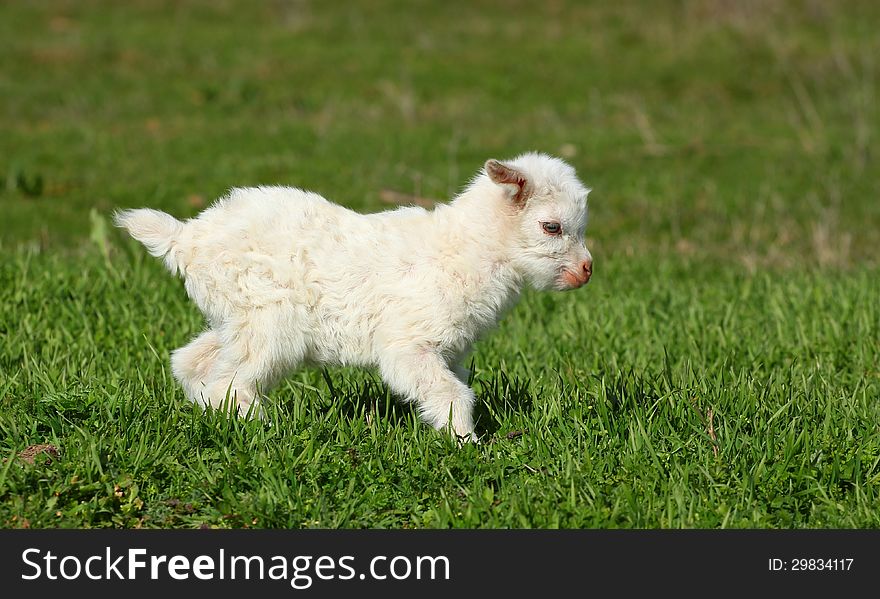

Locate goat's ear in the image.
[485,159,531,206]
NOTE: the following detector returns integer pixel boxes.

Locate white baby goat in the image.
[116,152,592,441]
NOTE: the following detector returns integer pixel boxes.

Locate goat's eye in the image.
[541,222,562,235]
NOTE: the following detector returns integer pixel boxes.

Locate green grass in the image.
[1,0,879,528]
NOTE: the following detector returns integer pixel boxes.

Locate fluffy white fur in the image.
[116,152,592,441]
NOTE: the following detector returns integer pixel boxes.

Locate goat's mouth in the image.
[560,269,590,289]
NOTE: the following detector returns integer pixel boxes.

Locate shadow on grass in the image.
[300,369,420,432]
[269,367,539,442]
[473,370,535,439]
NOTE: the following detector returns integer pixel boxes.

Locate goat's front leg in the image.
[378,349,477,442]
[450,350,473,385]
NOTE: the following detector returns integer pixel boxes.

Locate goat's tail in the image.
[114,208,187,275]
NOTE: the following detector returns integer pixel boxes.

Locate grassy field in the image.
[1,0,878,528]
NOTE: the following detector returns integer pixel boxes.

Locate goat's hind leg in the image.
[171,329,222,407]
[200,312,306,419]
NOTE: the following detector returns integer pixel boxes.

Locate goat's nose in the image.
[582,258,593,282]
